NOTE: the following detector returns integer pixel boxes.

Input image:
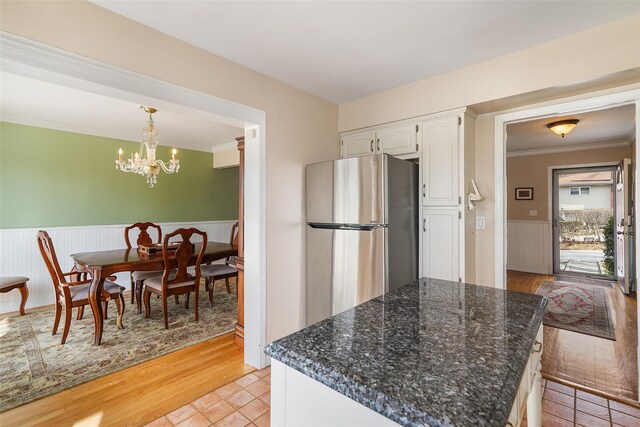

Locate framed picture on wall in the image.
[515,187,534,200]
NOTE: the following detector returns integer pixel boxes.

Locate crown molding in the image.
[507,139,631,158]
[211,141,239,153]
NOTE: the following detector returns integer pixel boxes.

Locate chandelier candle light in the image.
[115,106,180,187]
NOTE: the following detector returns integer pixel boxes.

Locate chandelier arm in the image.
[156,160,180,174]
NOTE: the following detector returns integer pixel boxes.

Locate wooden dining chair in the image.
[143,228,207,329]
[37,230,125,344]
[201,222,239,305]
[0,277,29,315]
[125,222,163,313]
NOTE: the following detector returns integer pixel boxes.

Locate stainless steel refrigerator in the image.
[305,153,418,326]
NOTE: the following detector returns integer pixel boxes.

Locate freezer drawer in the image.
[306,226,387,326]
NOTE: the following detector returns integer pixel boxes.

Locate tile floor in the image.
[145,367,271,427]
[146,369,640,427]
[526,378,640,427]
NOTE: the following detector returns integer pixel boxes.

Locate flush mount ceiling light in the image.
[115,106,180,187]
[546,119,579,138]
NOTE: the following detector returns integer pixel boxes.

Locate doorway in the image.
[1,34,268,369]
[552,165,617,279]
[497,90,640,402]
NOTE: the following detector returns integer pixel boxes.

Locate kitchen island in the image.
[265,278,547,427]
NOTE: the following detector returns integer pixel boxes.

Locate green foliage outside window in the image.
[603,215,615,275]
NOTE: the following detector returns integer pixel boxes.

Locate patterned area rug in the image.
[536,281,615,341]
[0,280,237,412]
[554,275,615,288]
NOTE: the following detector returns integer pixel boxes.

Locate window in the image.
[569,186,591,196]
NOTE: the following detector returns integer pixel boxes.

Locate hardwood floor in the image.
[0,332,252,427]
[507,270,638,402]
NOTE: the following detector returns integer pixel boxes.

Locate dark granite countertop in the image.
[265,278,547,427]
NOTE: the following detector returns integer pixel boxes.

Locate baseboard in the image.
[507,264,551,275]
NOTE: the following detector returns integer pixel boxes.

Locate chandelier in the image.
[115,106,180,187]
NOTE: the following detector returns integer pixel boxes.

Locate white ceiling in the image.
[92,1,640,103]
[506,104,636,153]
[0,72,243,152]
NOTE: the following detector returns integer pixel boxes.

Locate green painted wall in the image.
[0,122,239,228]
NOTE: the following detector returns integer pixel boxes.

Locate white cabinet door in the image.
[421,116,459,206]
[376,124,418,156]
[422,209,459,282]
[341,132,375,158]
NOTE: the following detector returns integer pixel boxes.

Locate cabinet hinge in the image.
[458,211,462,220]
[415,124,419,133]
[341,139,344,146]
[458,196,462,204]
[459,277,462,284]
[458,116,462,126]
[416,143,419,152]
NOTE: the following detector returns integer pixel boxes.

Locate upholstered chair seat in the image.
[69,281,124,302]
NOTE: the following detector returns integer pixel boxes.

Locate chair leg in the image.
[162,294,169,329]
[174,295,180,305]
[143,289,152,318]
[115,293,124,329]
[52,301,62,335]
[61,303,72,344]
[18,285,29,315]
[209,279,214,306]
[136,280,144,313]
[225,277,231,294]
[76,305,85,320]
[194,286,199,322]
[185,291,190,309]
[102,300,109,320]
[130,280,136,304]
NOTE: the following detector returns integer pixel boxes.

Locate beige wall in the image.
[507,146,631,222]
[0,1,339,343]
[339,14,640,132]
[337,14,640,287]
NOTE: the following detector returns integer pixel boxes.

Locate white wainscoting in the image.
[507,220,552,275]
[0,220,236,314]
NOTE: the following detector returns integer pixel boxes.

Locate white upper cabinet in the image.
[421,115,460,206]
[341,131,375,158]
[341,125,418,158]
[376,124,418,156]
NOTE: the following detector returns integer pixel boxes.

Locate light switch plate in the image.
[529,210,538,217]
[476,216,485,230]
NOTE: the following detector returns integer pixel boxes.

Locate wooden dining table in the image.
[71,241,237,346]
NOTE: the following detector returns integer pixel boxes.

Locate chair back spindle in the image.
[124,222,162,249]
[162,228,207,291]
[37,230,67,293]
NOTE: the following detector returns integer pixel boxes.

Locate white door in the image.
[421,209,460,281]
[616,158,633,294]
[376,124,418,156]
[421,116,460,206]
[341,132,375,158]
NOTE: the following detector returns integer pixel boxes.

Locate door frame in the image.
[550,164,618,277]
[0,33,269,368]
[494,87,640,290]
[495,87,640,401]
